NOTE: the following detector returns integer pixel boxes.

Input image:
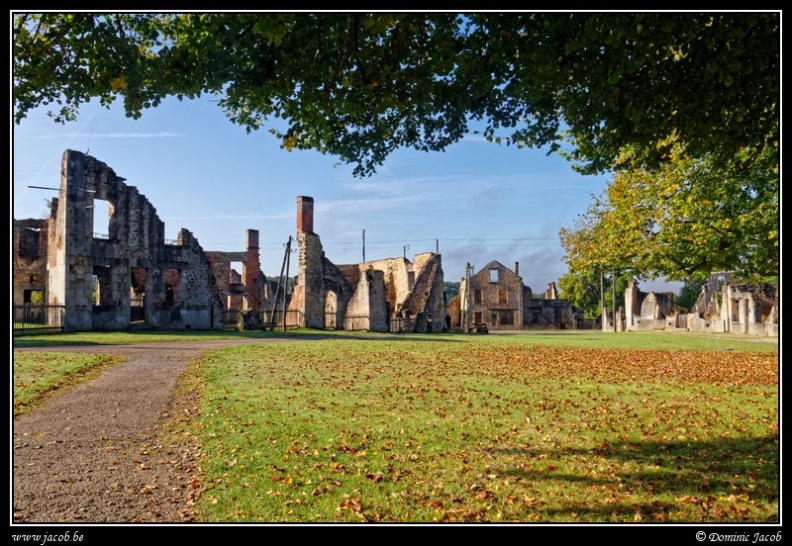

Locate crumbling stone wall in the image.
[288,195,445,332]
[13,219,50,304]
[29,150,224,331]
[722,282,778,336]
[344,268,388,331]
[625,276,777,337]
[624,281,679,331]
[204,229,268,315]
[460,260,524,330]
[450,261,579,331]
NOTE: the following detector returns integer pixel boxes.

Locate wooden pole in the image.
[270,239,289,330]
[283,236,292,332]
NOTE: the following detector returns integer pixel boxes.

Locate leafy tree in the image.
[557,268,602,319]
[676,279,707,312]
[13,12,779,176]
[558,140,779,284]
[558,267,631,320]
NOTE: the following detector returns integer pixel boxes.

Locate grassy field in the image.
[13,351,124,416]
[13,330,779,523]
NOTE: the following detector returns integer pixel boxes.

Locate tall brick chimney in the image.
[244,229,260,310]
[296,196,314,233]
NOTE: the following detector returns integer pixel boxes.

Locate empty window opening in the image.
[130,267,147,322]
[19,227,41,259]
[489,269,498,283]
[92,265,112,308]
[92,199,112,239]
[23,289,45,304]
[228,261,246,310]
[164,268,181,308]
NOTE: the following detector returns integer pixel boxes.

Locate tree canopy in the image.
[559,139,779,285]
[13,12,779,176]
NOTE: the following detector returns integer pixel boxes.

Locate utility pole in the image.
[283,236,292,332]
[403,244,410,259]
[362,229,366,262]
[436,239,439,255]
[465,262,473,333]
[270,238,290,330]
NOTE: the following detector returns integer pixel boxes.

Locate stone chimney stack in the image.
[296,196,314,233]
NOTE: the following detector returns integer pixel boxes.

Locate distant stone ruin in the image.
[286,196,446,332]
[624,275,778,337]
[446,260,583,331]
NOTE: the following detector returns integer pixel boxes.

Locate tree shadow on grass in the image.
[486,435,779,522]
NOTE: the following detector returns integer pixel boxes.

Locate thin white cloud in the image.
[317,194,426,215]
[42,132,183,139]
[169,212,291,221]
[343,181,405,196]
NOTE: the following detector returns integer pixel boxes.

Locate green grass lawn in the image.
[13,351,124,416]
[14,330,779,523]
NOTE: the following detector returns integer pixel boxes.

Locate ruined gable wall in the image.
[53,150,170,329]
[468,261,522,329]
[13,219,49,304]
[49,150,225,330]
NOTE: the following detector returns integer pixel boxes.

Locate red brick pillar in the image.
[244,229,260,310]
[296,196,314,234]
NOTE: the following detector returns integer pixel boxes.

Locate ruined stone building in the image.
[204,229,289,327]
[13,218,50,305]
[287,196,446,332]
[12,150,277,332]
[447,260,583,331]
[624,274,778,336]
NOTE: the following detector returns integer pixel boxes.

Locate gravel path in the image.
[12,338,293,524]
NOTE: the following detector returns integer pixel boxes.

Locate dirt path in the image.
[12,338,293,524]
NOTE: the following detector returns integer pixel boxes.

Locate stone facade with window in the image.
[449,260,583,331]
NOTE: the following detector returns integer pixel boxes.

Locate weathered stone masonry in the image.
[449,260,583,331]
[625,275,778,336]
[16,150,226,331]
[288,196,446,332]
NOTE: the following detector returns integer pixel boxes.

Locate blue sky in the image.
[12,94,682,294]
